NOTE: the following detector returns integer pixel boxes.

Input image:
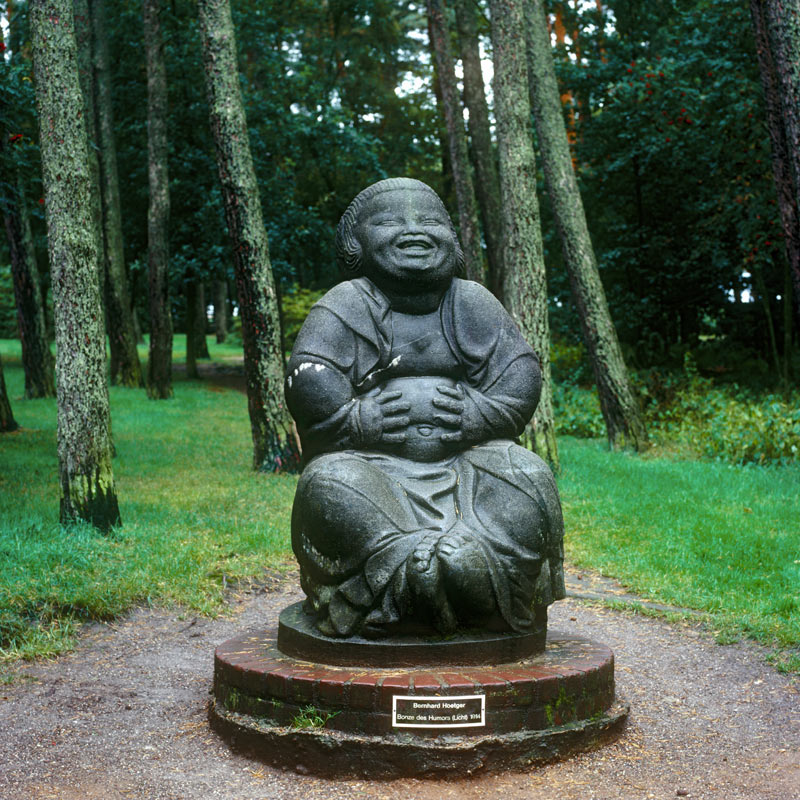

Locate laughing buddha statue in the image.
[284,178,565,642]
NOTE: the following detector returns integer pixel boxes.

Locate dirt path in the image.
[1,570,797,800]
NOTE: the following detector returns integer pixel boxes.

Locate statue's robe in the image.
[285,277,565,637]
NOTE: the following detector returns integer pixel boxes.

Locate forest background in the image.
[0,0,799,671]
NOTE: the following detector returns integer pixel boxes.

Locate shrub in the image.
[554,351,800,466]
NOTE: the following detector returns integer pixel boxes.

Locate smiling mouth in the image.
[396,239,433,251]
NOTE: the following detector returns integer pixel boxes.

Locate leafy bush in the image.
[552,382,605,438]
[554,351,800,466]
[280,285,325,352]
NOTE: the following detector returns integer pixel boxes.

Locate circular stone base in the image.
[277,602,546,667]
[209,626,628,777]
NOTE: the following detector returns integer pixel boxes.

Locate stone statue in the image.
[285,178,564,641]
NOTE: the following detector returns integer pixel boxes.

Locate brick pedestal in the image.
[209,617,628,777]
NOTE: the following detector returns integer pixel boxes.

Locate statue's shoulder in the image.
[450,278,509,324]
[315,277,378,316]
[315,278,360,310]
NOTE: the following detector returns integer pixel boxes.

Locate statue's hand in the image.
[433,384,484,443]
[357,389,411,446]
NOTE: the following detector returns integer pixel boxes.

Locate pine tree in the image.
[525,0,648,451]
[143,0,173,399]
[198,0,300,471]
[489,0,558,469]
[30,0,120,529]
[427,0,484,284]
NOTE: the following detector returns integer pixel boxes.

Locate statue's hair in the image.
[335,177,465,274]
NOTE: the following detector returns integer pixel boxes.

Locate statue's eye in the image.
[422,218,444,225]
[372,217,398,226]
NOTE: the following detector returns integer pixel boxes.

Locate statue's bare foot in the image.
[406,532,458,634]
[436,527,496,624]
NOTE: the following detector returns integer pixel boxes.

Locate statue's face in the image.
[355,189,457,291]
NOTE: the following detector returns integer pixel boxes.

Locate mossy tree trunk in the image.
[1,147,55,398]
[0,354,19,433]
[144,0,173,399]
[198,0,300,472]
[453,0,505,299]
[214,278,228,343]
[31,0,120,530]
[72,0,105,302]
[525,0,648,452]
[427,0,484,285]
[90,0,143,388]
[489,0,558,470]
[750,0,800,334]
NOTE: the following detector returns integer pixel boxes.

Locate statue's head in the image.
[335,178,464,291]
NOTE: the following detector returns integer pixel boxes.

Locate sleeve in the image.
[285,306,362,458]
[447,280,542,439]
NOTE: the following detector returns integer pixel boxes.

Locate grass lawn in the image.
[1,337,798,672]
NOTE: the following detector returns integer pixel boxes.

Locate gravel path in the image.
[1,572,797,800]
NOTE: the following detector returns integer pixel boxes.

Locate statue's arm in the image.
[436,282,542,443]
[285,309,409,454]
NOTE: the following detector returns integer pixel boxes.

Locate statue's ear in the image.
[335,227,362,274]
[342,239,362,274]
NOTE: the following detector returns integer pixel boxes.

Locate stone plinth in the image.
[209,620,628,777]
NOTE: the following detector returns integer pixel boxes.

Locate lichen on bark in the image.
[489,0,559,470]
[525,0,647,453]
[198,0,300,472]
[31,0,120,530]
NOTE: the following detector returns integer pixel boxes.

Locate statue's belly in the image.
[370,375,461,462]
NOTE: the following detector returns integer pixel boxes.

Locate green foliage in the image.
[280,284,325,352]
[552,346,800,466]
[558,437,800,665]
[544,0,793,370]
[638,353,800,465]
[103,0,442,308]
[291,704,340,729]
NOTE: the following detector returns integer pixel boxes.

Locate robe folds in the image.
[285,276,565,637]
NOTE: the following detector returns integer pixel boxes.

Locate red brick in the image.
[410,673,443,693]
[437,672,478,693]
[318,673,356,706]
[348,674,380,710]
[377,674,411,711]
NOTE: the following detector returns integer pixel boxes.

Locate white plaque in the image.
[392,694,486,728]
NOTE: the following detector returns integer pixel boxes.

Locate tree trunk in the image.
[489,0,558,470]
[750,0,800,332]
[185,281,199,380]
[31,0,120,530]
[196,283,210,357]
[426,0,484,285]
[1,166,56,399]
[144,0,173,399]
[72,0,106,303]
[1,22,54,400]
[184,278,209,378]
[453,0,505,300]
[214,278,228,343]
[525,0,648,451]
[198,0,300,472]
[0,354,19,433]
[91,0,143,388]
